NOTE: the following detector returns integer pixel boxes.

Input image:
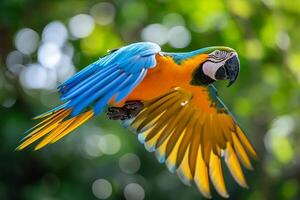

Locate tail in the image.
[16,104,94,151]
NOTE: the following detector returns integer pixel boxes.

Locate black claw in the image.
[124,101,144,118]
[107,101,144,120]
[106,107,129,120]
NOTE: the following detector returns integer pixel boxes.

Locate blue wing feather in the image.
[64,66,120,103]
[58,42,161,117]
[71,73,127,115]
[61,66,114,101]
[58,60,102,94]
[68,70,119,113]
[115,68,147,103]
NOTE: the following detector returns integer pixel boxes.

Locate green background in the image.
[1,0,300,199]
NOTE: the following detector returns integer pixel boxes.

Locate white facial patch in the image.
[202,61,225,80]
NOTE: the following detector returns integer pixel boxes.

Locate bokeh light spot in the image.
[42,21,68,46]
[124,183,145,200]
[69,14,95,39]
[92,179,113,199]
[228,0,253,18]
[90,2,116,25]
[2,98,16,108]
[288,53,300,82]
[20,64,48,89]
[260,17,277,48]
[271,115,295,136]
[141,24,168,45]
[98,134,121,155]
[276,31,290,50]
[167,26,191,48]
[119,153,141,174]
[80,27,122,56]
[6,51,25,75]
[163,13,185,28]
[190,0,227,32]
[15,28,39,55]
[83,134,103,158]
[265,115,295,164]
[56,54,76,83]
[38,42,62,69]
[245,39,264,60]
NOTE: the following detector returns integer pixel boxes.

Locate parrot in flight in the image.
[17,42,257,198]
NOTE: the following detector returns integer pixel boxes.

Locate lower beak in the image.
[225,55,240,87]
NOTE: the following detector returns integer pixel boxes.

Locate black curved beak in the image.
[224,55,240,87]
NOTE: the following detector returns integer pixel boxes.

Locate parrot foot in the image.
[107,101,144,120]
[123,101,144,118]
[107,107,128,120]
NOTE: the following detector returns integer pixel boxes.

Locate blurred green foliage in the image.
[1,0,300,199]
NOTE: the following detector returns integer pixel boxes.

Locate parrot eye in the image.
[214,50,221,57]
[215,50,227,59]
[210,50,227,60]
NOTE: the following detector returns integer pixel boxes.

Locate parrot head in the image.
[191,47,240,87]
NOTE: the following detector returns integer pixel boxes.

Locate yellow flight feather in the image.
[17,108,93,151]
[209,151,229,198]
[126,88,257,198]
[225,143,248,188]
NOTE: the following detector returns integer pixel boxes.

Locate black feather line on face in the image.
[190,63,215,86]
[208,55,225,61]
[207,58,226,63]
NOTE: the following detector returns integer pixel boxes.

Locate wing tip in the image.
[15,141,30,151]
[195,185,212,199]
[221,193,230,199]
[15,146,22,151]
[242,182,249,189]
[236,125,258,159]
[176,169,192,187]
[34,143,47,151]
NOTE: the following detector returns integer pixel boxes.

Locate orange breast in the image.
[117,53,214,112]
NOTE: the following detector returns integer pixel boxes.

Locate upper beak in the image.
[224,54,240,87]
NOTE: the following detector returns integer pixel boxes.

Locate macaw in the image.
[17,42,257,198]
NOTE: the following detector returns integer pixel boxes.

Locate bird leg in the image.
[107,100,144,120]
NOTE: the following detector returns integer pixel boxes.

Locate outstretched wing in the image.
[59,42,161,116]
[124,87,257,198]
[17,42,161,150]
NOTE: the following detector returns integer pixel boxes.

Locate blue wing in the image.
[58,42,161,116]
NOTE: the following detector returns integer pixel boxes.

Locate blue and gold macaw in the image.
[17,42,257,198]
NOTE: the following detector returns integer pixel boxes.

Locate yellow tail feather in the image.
[16,108,94,151]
